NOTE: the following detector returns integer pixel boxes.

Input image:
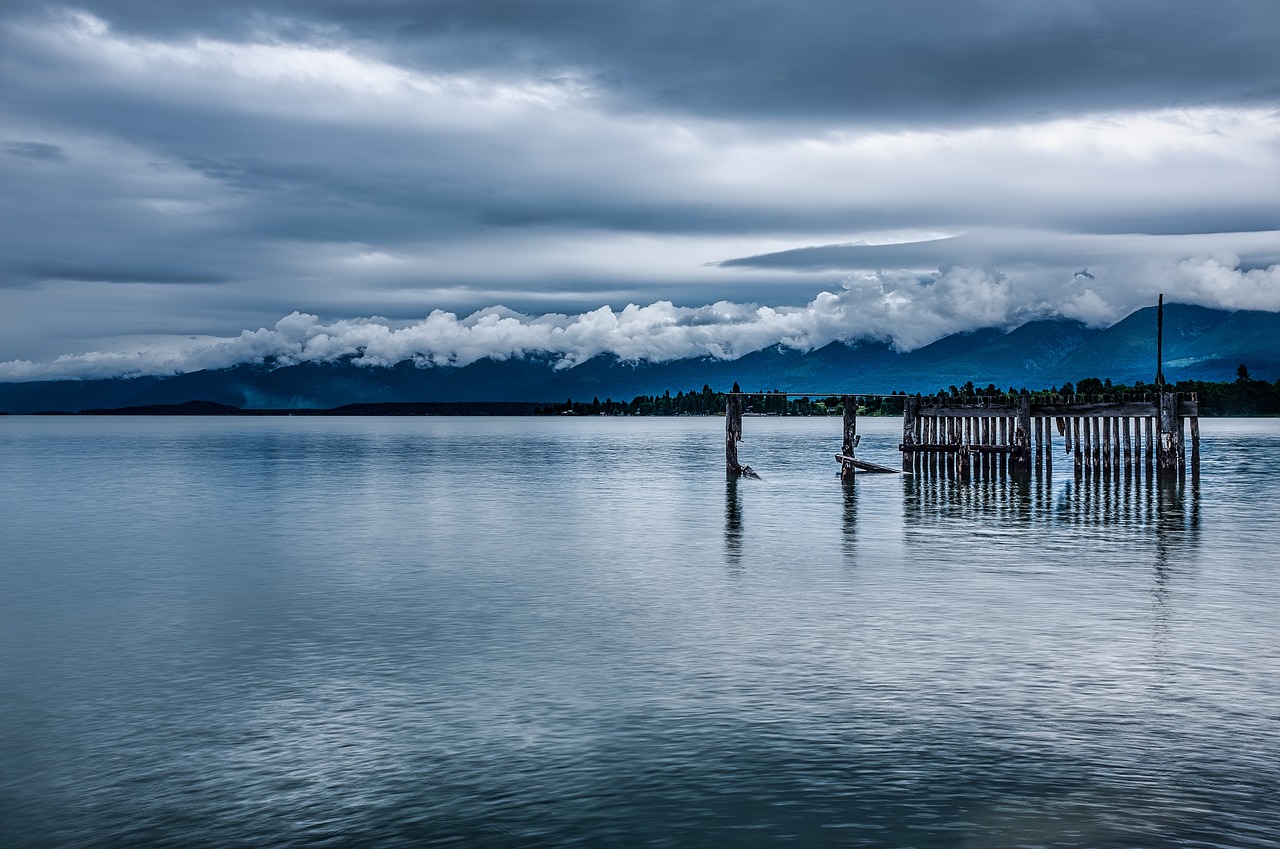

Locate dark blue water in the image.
[2,416,1278,848]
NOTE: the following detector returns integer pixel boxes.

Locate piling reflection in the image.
[900,465,1201,549]
[724,477,744,569]
[840,478,858,559]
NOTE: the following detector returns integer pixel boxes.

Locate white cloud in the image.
[3,254,1275,381]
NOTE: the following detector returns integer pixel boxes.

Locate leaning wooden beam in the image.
[834,454,904,474]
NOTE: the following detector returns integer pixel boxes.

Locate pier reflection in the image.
[899,467,1201,548]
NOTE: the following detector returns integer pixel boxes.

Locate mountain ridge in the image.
[4,304,1279,413]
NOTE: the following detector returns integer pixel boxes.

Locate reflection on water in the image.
[4,415,1279,849]
[724,477,744,569]
[900,466,1202,538]
[840,479,858,559]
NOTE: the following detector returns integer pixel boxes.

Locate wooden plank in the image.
[909,399,1197,417]
[834,454,906,474]
[899,443,1014,454]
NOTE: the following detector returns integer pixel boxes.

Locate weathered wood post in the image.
[840,395,857,480]
[902,396,918,473]
[1044,414,1052,476]
[1123,416,1133,470]
[1034,416,1043,473]
[1157,392,1180,478]
[1091,417,1102,471]
[1011,394,1032,473]
[725,392,743,476]
[1081,417,1092,474]
[1190,414,1201,477]
[1073,417,1083,475]
[1152,417,1162,481]
[1102,416,1112,470]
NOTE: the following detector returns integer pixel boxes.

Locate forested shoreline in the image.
[8,368,1280,417]
[540,368,1280,417]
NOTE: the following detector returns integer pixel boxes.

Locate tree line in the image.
[537,366,1280,417]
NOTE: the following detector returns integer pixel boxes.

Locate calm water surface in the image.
[1,416,1278,848]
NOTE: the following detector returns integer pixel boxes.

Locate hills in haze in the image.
[4,304,1280,414]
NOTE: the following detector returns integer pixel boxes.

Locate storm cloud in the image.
[1,1,1277,375]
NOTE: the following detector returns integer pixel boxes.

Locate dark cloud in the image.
[719,231,1280,274]
[1,140,66,160]
[0,1,1276,371]
[12,265,226,285]
[7,0,1277,123]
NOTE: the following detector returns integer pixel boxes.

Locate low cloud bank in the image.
[3,256,1277,382]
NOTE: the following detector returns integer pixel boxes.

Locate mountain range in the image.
[4,304,1280,413]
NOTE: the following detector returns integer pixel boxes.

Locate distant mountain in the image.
[1055,304,1229,385]
[4,305,1280,414]
[1175,310,1280,381]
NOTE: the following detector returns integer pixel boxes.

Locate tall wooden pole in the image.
[1156,293,1165,389]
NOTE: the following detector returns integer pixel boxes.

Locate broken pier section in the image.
[726,391,1200,481]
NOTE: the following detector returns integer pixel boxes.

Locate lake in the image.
[2,415,1278,848]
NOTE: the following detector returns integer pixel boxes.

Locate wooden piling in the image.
[902,396,918,473]
[1073,417,1083,474]
[1114,417,1123,476]
[1152,417,1162,478]
[1012,395,1032,472]
[1034,416,1043,473]
[1158,392,1180,478]
[725,393,743,476]
[1190,416,1200,475]
[1044,416,1052,475]
[1102,416,1112,469]
[840,395,857,480]
[1091,418,1102,472]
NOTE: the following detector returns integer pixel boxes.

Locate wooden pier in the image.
[899,392,1199,480]
[725,295,1199,483]
[725,390,1199,482]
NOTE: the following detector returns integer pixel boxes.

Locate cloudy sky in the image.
[2,0,1278,379]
